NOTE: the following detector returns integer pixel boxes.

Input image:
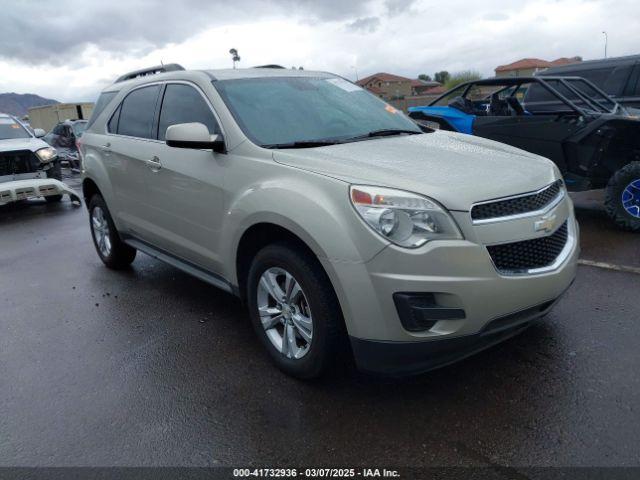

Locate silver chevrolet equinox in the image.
[80,64,579,378]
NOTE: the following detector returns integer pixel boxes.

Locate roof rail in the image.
[115,63,185,83]
[253,64,286,69]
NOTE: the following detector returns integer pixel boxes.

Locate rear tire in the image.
[605,162,640,232]
[246,242,345,379]
[88,194,137,269]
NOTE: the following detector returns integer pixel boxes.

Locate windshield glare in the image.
[0,118,31,140]
[214,76,421,147]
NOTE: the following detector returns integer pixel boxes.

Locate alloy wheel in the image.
[91,206,112,257]
[257,267,313,359]
[622,179,640,218]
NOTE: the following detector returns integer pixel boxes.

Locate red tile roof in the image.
[356,72,413,86]
[495,57,580,72]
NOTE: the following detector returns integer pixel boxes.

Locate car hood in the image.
[0,137,50,153]
[273,131,559,211]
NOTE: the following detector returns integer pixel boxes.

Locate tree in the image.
[444,70,482,89]
[418,74,432,81]
[434,71,450,84]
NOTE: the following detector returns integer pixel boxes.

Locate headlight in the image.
[350,185,463,248]
[35,147,57,163]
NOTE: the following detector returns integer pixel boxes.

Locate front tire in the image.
[605,161,640,232]
[88,194,137,269]
[246,242,345,379]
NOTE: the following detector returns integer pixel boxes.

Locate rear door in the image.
[134,82,227,273]
[105,83,162,237]
[473,114,579,171]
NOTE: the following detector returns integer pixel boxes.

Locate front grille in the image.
[487,221,568,274]
[0,150,39,176]
[471,180,563,221]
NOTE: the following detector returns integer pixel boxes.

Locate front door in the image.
[139,82,227,274]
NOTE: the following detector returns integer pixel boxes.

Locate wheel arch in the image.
[235,221,325,303]
[82,177,102,209]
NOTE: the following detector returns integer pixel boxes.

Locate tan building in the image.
[356,72,414,100]
[495,57,581,77]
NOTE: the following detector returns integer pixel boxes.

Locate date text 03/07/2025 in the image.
[232,468,401,478]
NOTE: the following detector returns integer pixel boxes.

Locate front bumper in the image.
[323,201,579,375]
[0,178,81,206]
[350,292,568,376]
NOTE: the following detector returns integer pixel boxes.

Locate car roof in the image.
[542,54,640,74]
[204,68,334,81]
[103,67,336,92]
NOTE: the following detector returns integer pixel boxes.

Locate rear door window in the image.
[117,85,161,139]
[157,84,220,140]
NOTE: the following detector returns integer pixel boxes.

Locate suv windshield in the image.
[214,76,421,147]
[0,117,31,140]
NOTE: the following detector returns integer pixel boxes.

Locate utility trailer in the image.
[28,103,94,133]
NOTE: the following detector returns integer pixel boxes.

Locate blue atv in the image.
[409,76,640,231]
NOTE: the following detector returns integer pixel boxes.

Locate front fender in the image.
[219,171,389,286]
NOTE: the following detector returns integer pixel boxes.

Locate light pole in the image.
[351,66,359,81]
[602,31,608,58]
[229,48,241,69]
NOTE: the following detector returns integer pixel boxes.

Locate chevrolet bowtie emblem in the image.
[535,213,557,233]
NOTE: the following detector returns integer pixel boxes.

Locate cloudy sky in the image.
[1,0,638,102]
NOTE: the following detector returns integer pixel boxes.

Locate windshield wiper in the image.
[343,129,422,142]
[262,140,341,149]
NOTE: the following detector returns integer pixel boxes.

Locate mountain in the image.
[0,93,59,117]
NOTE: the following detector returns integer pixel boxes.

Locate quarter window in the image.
[87,91,117,128]
[117,85,160,139]
[158,84,219,141]
[108,105,121,133]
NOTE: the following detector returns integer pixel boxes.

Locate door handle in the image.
[145,156,162,172]
[101,142,112,154]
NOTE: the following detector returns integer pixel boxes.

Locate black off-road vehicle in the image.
[409,76,640,231]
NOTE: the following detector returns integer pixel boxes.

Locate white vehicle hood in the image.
[273,131,559,211]
[0,137,50,153]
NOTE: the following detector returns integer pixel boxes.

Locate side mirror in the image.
[34,128,46,138]
[165,122,225,153]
